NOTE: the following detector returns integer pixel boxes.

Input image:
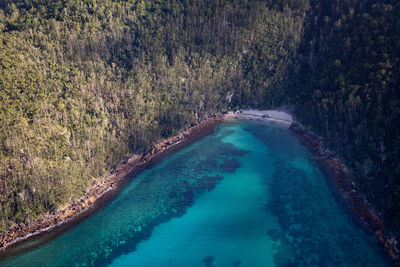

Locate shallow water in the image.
[0,121,391,266]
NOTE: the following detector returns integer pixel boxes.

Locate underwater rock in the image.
[202,255,215,267]
[219,159,240,173]
[233,260,242,266]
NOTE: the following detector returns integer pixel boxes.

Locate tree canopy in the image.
[0,0,399,248]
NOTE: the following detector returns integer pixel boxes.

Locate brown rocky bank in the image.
[290,121,400,261]
[0,115,223,251]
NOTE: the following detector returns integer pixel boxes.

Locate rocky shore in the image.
[289,121,400,261]
[0,115,223,251]
[226,109,399,261]
[1,109,399,262]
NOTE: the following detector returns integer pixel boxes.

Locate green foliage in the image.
[0,0,301,235]
[1,0,399,243]
[291,0,400,235]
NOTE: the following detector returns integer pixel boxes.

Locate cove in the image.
[0,120,391,266]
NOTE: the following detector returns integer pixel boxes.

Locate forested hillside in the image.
[290,0,400,244]
[0,0,399,252]
[0,0,305,236]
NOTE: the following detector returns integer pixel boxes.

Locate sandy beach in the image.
[224,109,293,126]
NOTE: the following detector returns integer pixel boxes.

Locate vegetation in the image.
[0,0,304,235]
[0,0,399,247]
[292,0,400,238]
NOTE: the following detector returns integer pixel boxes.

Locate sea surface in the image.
[0,120,391,266]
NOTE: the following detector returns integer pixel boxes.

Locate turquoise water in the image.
[0,121,391,266]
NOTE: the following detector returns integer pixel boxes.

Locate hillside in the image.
[293,0,400,243]
[0,0,399,253]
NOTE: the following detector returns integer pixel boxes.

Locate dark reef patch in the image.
[81,125,248,266]
[219,159,241,173]
[266,159,390,266]
[232,259,242,266]
[202,255,215,267]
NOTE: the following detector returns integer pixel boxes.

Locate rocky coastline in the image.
[1,109,399,262]
[0,115,223,252]
[289,121,400,261]
[226,109,399,261]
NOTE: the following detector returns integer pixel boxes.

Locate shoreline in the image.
[289,121,400,261]
[1,109,398,262]
[224,109,293,126]
[226,109,399,261]
[0,115,223,253]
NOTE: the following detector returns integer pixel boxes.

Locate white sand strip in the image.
[224,109,293,126]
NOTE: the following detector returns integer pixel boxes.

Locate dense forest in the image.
[0,0,399,251]
[293,0,400,243]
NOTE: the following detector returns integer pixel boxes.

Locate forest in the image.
[0,0,399,250]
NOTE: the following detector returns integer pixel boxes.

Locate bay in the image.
[0,120,390,266]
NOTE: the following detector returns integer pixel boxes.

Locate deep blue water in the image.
[0,120,391,266]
